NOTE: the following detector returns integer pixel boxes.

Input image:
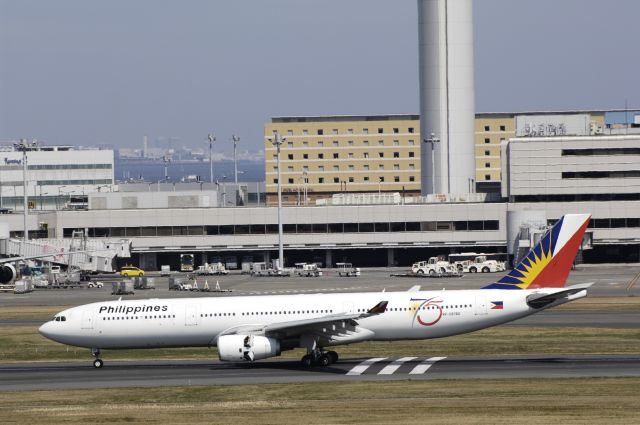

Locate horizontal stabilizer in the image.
[526,283,593,309]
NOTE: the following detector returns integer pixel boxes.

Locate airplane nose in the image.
[38,322,54,340]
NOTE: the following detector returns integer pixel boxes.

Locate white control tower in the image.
[418,0,476,195]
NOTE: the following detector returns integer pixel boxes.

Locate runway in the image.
[2,355,640,391]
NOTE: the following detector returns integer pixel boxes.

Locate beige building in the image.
[265,111,609,203]
[264,115,421,204]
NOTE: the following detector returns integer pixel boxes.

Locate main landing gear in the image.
[301,350,339,368]
[92,348,104,369]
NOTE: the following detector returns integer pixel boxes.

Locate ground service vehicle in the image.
[411,257,457,275]
[455,255,506,273]
[160,265,171,276]
[180,254,195,272]
[336,263,360,277]
[40,214,592,369]
[120,266,144,277]
[295,263,322,277]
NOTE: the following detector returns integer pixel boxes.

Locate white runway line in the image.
[346,357,387,376]
[409,356,447,375]
[377,357,417,375]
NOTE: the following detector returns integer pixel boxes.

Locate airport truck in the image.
[454,255,506,273]
[411,257,458,276]
[294,263,322,277]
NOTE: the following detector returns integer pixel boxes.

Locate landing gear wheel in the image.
[301,354,314,368]
[318,354,330,367]
[327,351,339,364]
[93,358,104,369]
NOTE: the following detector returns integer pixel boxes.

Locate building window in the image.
[378,140,384,146]
[485,162,490,168]
[363,140,369,146]
[287,130,293,136]
[379,176,385,182]
[318,153,324,159]
[317,129,324,135]
[378,164,384,170]
[409,152,415,158]
[408,127,414,133]
[378,128,384,134]
[333,141,339,147]
[394,176,400,182]
[409,164,415,170]
[288,178,294,184]
[348,165,354,170]
[485,174,491,180]
[484,138,490,144]
[273,179,278,184]
[318,166,324,171]
[303,154,308,159]
[333,165,339,171]
[393,152,399,158]
[287,142,293,148]
[302,141,309,147]
[303,165,309,171]
[318,177,324,183]
[363,165,369,171]
[333,153,339,159]
[332,129,338,135]
[378,152,384,158]
[393,164,400,170]
[287,166,293,171]
[333,177,339,183]
[364,176,369,182]
[393,140,399,146]
[484,125,490,131]
[393,128,399,134]
[348,152,354,158]
[347,129,353,134]
[273,166,278,171]
[500,125,506,131]
[318,141,324,147]
[348,140,354,146]
[288,154,294,160]
[303,129,308,135]
[363,152,369,158]
[408,140,415,146]
[348,177,354,183]
[409,176,415,182]
[363,128,369,134]
[485,150,490,156]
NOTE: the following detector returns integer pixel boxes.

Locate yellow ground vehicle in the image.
[120,266,144,277]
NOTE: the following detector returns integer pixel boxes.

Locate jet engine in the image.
[0,264,17,284]
[217,335,280,362]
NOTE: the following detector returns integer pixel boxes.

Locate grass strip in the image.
[1,378,639,424]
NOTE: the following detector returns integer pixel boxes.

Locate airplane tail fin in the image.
[482,214,591,290]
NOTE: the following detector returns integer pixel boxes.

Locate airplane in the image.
[39,213,592,369]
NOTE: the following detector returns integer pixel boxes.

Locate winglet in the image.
[367,301,388,315]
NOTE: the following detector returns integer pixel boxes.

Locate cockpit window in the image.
[52,316,66,322]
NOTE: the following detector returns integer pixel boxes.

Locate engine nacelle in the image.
[0,264,17,284]
[217,335,280,362]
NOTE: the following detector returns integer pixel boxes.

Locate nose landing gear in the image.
[91,348,104,369]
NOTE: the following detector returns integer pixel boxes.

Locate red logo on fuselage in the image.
[411,297,443,327]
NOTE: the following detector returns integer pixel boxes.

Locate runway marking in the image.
[409,356,446,375]
[346,357,387,376]
[377,356,417,375]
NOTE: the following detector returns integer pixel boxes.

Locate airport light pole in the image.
[423,133,440,194]
[232,134,240,205]
[303,170,308,205]
[271,132,285,269]
[14,139,35,242]
[207,134,215,183]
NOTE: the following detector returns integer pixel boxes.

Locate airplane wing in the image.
[526,283,594,309]
[216,301,387,344]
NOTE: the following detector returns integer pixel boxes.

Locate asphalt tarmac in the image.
[2,355,639,391]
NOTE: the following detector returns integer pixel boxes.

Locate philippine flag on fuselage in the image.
[491,301,504,310]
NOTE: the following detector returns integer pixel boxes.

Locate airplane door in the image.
[81,311,94,329]
[475,296,487,316]
[343,302,354,314]
[185,305,198,326]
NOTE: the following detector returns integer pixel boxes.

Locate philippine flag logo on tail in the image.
[483,214,591,290]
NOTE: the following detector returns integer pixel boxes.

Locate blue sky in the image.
[1,0,638,153]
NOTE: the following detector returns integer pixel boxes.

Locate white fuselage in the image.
[39,288,577,351]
